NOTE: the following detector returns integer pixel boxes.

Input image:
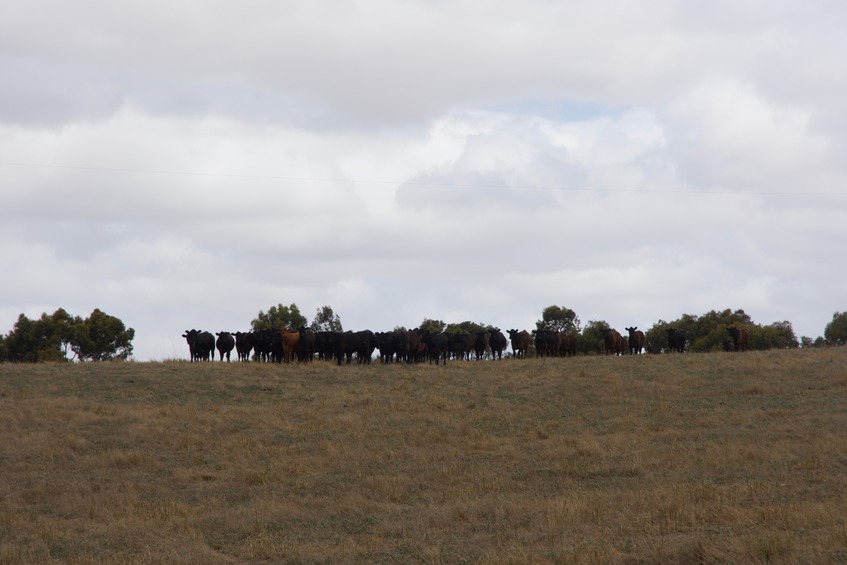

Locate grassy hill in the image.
[1,349,846,563]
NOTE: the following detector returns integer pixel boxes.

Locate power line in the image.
[0,160,843,197]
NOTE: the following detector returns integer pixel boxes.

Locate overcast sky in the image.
[2,1,846,360]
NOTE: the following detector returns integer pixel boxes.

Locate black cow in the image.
[473,331,490,360]
[234,331,253,362]
[250,329,273,362]
[450,333,474,361]
[182,329,214,362]
[251,329,283,362]
[489,328,507,360]
[315,331,335,361]
[727,326,750,352]
[334,331,357,365]
[624,327,645,355]
[666,328,687,353]
[356,330,377,363]
[215,331,235,362]
[393,331,412,363]
[334,330,376,365]
[422,331,449,365]
[375,331,401,363]
[296,327,317,362]
[534,329,556,357]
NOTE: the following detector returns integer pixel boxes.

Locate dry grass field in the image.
[1,348,846,564]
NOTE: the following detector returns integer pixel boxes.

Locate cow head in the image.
[182,329,199,344]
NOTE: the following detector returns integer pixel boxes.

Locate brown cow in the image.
[602,328,624,355]
[624,327,645,355]
[279,328,300,363]
[507,329,531,358]
[559,333,577,357]
[405,329,424,363]
[727,326,750,352]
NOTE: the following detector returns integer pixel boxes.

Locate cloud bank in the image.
[2,1,845,359]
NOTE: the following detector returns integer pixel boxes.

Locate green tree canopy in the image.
[536,305,581,333]
[578,320,609,355]
[418,318,446,334]
[3,308,133,362]
[643,320,670,354]
[4,313,49,362]
[755,321,799,349]
[824,311,847,345]
[251,303,307,332]
[72,309,135,361]
[444,321,492,335]
[310,305,343,332]
[644,308,799,353]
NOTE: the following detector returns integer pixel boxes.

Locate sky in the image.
[2,1,846,360]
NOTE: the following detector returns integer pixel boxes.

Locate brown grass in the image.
[1,349,846,564]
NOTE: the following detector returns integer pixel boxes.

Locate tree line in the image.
[1,304,846,362]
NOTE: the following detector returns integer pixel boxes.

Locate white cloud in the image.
[1,1,846,359]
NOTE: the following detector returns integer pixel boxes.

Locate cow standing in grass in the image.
[602,328,624,356]
[215,331,235,362]
[508,329,531,358]
[666,328,687,353]
[333,330,377,365]
[182,329,214,362]
[624,327,645,355]
[489,329,507,360]
[473,331,490,360]
[234,331,253,362]
[422,331,449,365]
[451,333,474,361]
[279,328,300,363]
[557,333,577,357]
[296,327,316,362]
[727,326,750,352]
[534,329,556,357]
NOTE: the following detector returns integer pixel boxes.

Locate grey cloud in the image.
[5,2,843,128]
[2,1,847,360]
[0,56,127,126]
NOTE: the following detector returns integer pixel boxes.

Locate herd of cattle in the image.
[181,325,752,364]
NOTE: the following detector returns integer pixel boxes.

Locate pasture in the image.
[1,349,846,564]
